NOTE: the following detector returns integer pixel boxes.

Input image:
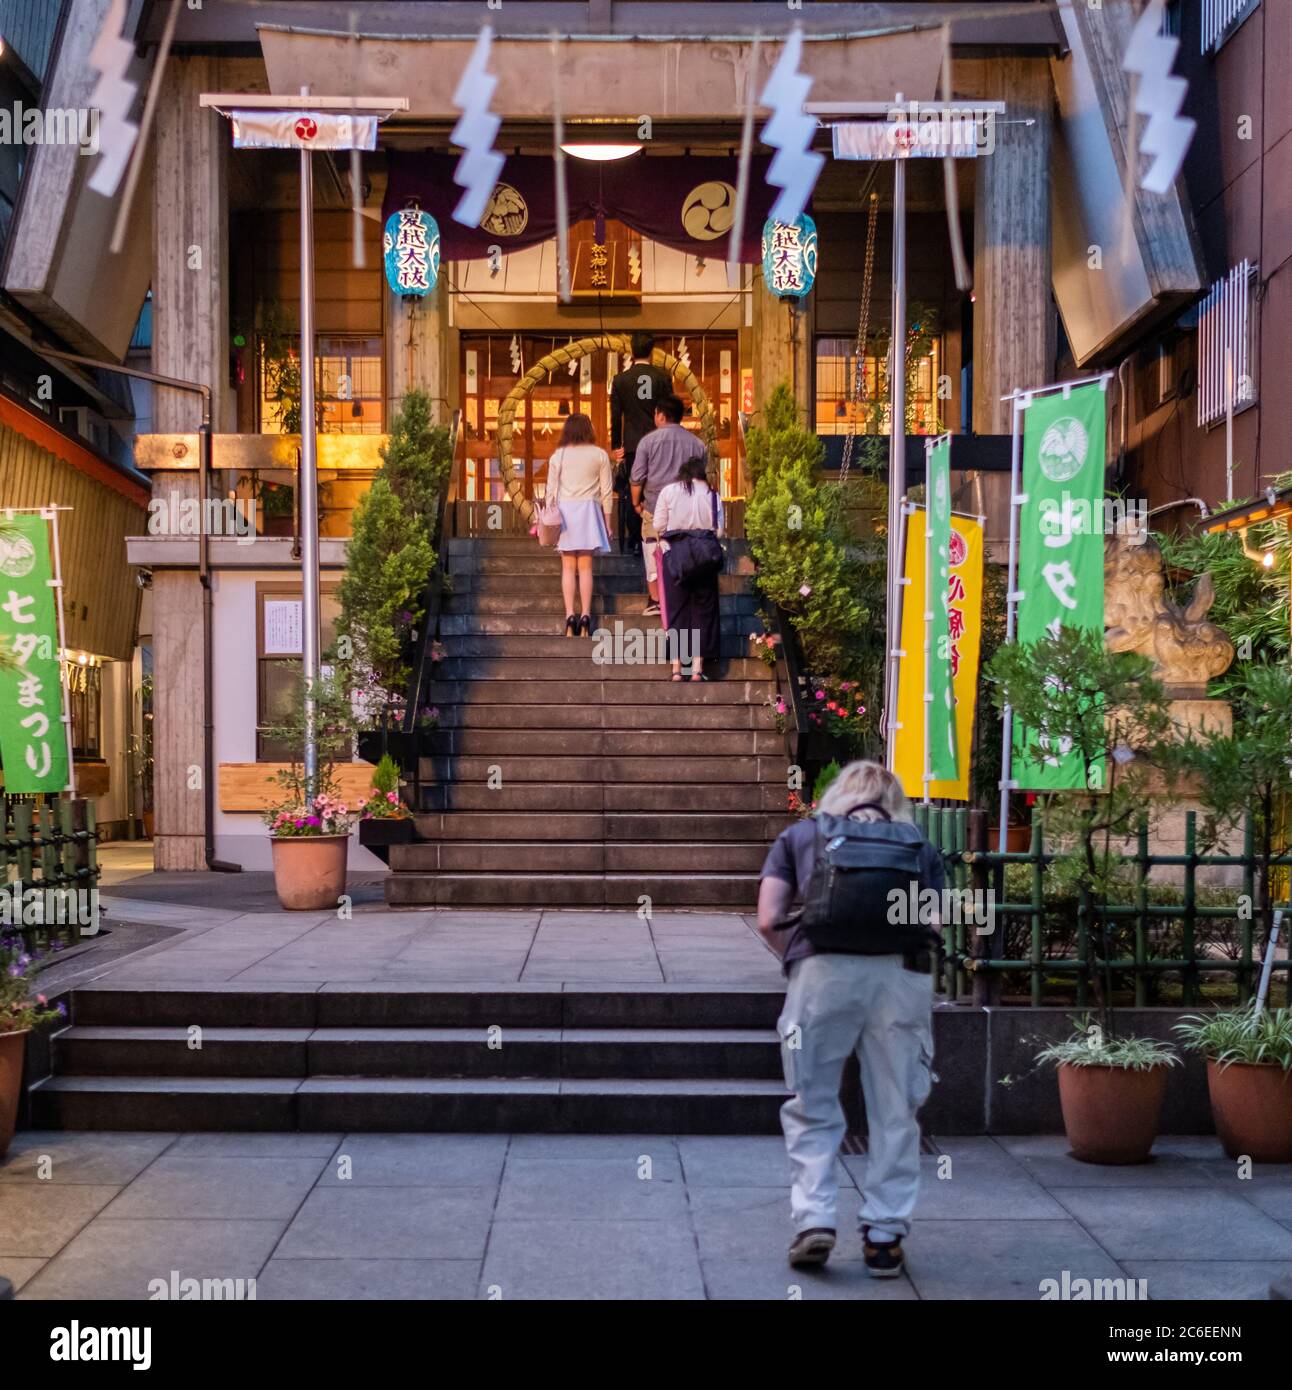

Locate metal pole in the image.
[299,86,321,801]
[884,150,907,769]
[44,507,77,796]
[922,441,933,805]
[998,394,1024,851]
[1256,909,1282,1013]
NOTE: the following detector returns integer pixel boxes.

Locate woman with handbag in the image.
[654,454,725,681]
[539,413,614,636]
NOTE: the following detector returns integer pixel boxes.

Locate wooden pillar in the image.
[751,268,812,421]
[971,58,1054,434]
[387,281,456,426]
[149,56,229,870]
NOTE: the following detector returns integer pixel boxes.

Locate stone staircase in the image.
[383,536,792,909]
[31,984,788,1134]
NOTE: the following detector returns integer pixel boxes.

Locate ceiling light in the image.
[559,143,641,162]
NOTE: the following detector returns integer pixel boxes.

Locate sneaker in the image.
[642,601,660,617]
[787,1228,836,1269]
[861,1228,905,1279]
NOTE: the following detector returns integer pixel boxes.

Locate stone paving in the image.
[3,1130,1291,1300]
[85,889,785,989]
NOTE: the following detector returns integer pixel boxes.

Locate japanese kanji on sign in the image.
[383,207,441,297]
[0,514,71,794]
[760,214,818,299]
[894,505,984,803]
[1013,381,1108,789]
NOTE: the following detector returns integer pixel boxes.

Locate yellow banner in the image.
[893,508,984,801]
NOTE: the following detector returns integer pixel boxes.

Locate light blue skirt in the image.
[556,498,611,553]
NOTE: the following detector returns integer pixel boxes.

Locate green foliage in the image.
[337,391,448,702]
[372,753,401,797]
[1157,523,1290,681]
[744,383,868,677]
[1175,1005,1292,1071]
[258,301,303,435]
[0,937,64,1034]
[1034,1016,1179,1072]
[812,760,841,805]
[986,627,1174,1032]
[379,389,453,534]
[260,667,360,833]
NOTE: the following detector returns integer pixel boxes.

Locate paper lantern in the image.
[761,214,818,299]
[383,207,440,297]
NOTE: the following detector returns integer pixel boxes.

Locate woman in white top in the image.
[653,454,725,681]
[545,413,614,637]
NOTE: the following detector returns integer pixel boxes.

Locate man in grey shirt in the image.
[630,393,706,615]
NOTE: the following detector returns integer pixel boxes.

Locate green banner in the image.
[0,515,69,794]
[1014,382,1107,789]
[926,437,958,782]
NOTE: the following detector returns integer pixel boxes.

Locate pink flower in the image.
[386,791,398,804]
[356,797,368,809]
[815,690,825,700]
[799,584,812,597]
[826,701,837,712]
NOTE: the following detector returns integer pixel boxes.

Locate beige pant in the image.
[640,510,659,584]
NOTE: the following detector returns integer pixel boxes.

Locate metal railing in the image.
[916,807,1289,1009]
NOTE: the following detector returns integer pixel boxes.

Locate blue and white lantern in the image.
[761,214,818,299]
[383,207,440,297]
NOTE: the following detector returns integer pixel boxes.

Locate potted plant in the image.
[0,937,64,1158]
[262,669,360,911]
[986,627,1177,1161]
[357,753,415,862]
[1034,1019,1180,1164]
[1175,1006,1292,1162]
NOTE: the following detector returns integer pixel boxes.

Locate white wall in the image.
[210,568,384,871]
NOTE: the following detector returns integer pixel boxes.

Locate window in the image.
[1196,260,1258,426]
[259,336,383,435]
[255,586,343,761]
[813,336,943,437]
[63,657,101,759]
[1202,0,1259,54]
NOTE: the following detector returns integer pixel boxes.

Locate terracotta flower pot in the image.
[0,1029,30,1160]
[1206,1060,1292,1163]
[270,834,349,911]
[1057,1062,1169,1164]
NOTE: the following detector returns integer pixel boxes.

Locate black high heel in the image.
[578,614,593,637]
[564,615,578,638]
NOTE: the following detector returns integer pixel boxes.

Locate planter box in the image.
[358,817,415,864]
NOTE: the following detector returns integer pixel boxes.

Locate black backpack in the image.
[785,805,941,956]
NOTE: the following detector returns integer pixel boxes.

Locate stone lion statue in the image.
[1104,534,1234,696]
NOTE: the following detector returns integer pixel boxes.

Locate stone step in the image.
[439,613,759,639]
[446,534,752,559]
[445,592,756,614]
[412,811,792,842]
[426,678,773,706]
[434,702,778,731]
[30,1075,786,1134]
[53,1025,779,1080]
[416,781,793,813]
[437,658,770,682]
[385,871,761,908]
[460,554,648,577]
[421,728,783,757]
[388,840,769,874]
[451,572,755,598]
[438,633,755,660]
[69,984,784,1030]
[416,754,788,785]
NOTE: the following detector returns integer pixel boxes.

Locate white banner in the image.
[230,110,378,151]
[832,119,984,161]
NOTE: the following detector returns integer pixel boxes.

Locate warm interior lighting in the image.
[559,143,641,162]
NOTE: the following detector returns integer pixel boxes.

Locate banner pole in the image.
[997,394,1024,853]
[923,439,933,805]
[884,147,908,770]
[998,371,1113,405]
[299,85,322,803]
[44,507,77,797]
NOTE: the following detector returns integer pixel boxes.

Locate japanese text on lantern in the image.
[769,224,806,294]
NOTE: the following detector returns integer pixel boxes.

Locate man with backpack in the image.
[757,760,944,1276]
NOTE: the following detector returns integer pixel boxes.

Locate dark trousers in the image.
[615,458,643,554]
[660,555,721,665]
